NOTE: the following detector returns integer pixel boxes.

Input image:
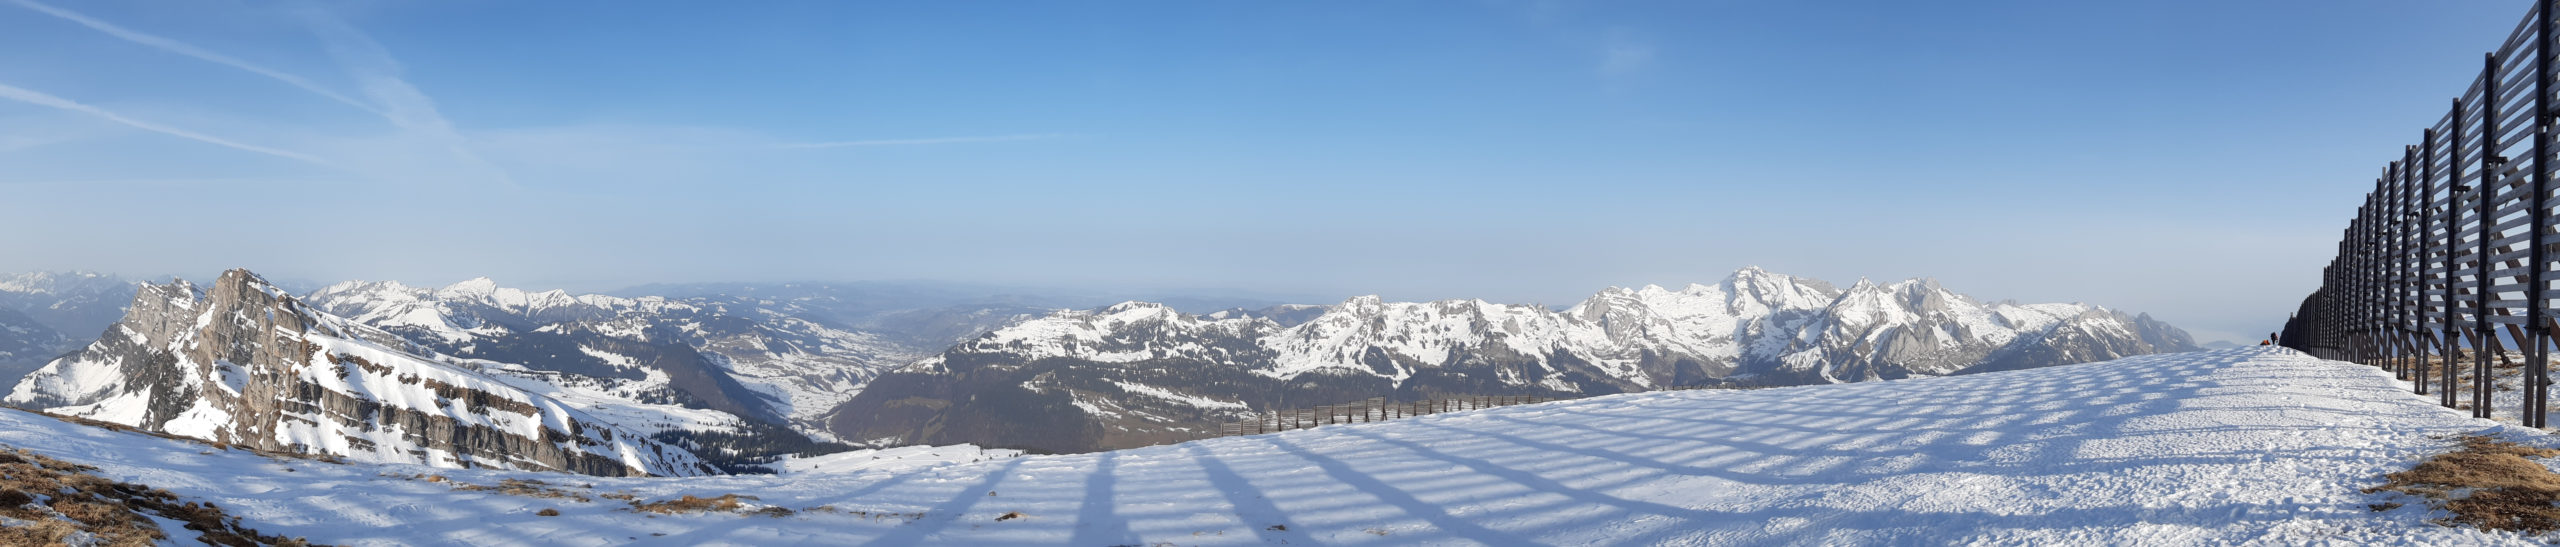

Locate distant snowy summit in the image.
[828,267,2198,454]
[2,270,715,477]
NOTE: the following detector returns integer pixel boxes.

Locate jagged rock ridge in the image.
[3,270,713,477]
[828,267,2198,454]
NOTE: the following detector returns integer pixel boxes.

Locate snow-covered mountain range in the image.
[828,267,2197,454]
[303,278,932,436]
[0,272,141,383]
[0,266,2198,472]
[3,270,713,476]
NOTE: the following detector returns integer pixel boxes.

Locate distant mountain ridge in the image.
[827,267,2199,454]
[0,272,144,386]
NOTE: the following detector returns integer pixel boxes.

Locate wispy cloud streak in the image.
[783,133,1066,149]
[296,8,513,186]
[6,0,381,115]
[13,0,512,184]
[0,83,329,164]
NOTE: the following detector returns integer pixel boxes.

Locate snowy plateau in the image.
[0,347,2544,545]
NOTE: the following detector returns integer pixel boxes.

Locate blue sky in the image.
[0,0,2531,343]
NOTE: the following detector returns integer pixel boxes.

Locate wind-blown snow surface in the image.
[0,348,2544,545]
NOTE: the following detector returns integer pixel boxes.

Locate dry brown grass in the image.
[389,473,608,504]
[453,478,592,503]
[2370,435,2560,532]
[801,505,924,522]
[625,494,800,518]
[630,494,747,514]
[0,446,313,546]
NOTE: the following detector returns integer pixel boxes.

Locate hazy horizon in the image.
[5,0,2525,347]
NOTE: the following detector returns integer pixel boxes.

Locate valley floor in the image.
[0,347,2546,545]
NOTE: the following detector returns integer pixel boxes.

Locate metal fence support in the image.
[2526,0,2555,428]
[2447,96,2466,409]
[2478,50,2500,421]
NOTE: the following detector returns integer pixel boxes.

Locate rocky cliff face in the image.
[3,270,713,477]
[828,267,2199,454]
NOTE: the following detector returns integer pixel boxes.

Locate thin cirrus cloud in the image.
[293,7,514,187]
[9,0,512,186]
[5,0,381,116]
[0,82,330,165]
[782,133,1068,149]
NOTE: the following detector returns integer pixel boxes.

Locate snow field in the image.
[0,347,2545,545]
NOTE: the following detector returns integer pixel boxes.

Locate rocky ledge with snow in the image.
[828,267,2198,453]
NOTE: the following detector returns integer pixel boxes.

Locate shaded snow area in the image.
[0,347,2549,545]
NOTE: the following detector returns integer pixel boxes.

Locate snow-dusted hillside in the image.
[829,267,2197,453]
[3,270,713,477]
[0,347,2538,544]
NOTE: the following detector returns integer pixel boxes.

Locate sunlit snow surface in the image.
[0,347,2543,545]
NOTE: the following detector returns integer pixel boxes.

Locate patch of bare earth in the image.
[2369,435,2560,533]
[0,446,313,546]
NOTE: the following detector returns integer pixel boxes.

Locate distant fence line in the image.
[1212,385,1754,438]
[2287,0,2558,427]
[1216,395,1557,437]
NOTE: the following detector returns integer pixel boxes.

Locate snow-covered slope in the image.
[2,270,713,477]
[0,347,2538,545]
[830,267,2198,453]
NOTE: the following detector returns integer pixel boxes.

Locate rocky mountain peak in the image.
[1101,300,1172,315]
[1335,295,1386,315]
[437,276,501,297]
[1721,267,1838,312]
[1890,278,1957,313]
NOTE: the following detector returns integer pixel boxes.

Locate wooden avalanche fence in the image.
[2288,0,2560,428]
[1216,396,1557,437]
